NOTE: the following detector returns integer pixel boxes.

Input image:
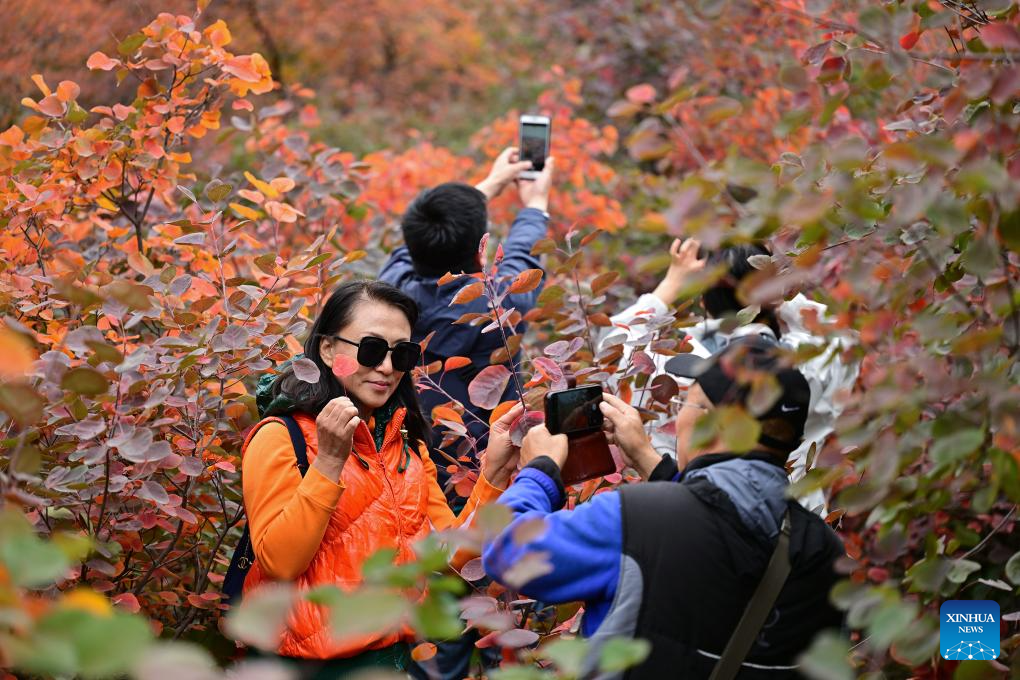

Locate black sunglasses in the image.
[333,335,421,372]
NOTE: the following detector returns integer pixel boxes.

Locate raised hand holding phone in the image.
[519,114,551,179]
[544,385,616,486]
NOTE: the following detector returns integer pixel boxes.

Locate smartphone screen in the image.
[520,121,549,172]
[546,386,603,435]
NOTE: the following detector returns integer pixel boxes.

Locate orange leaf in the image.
[265,201,304,223]
[626,83,657,104]
[438,271,463,286]
[432,406,463,425]
[38,95,65,118]
[31,74,51,97]
[243,171,279,199]
[86,51,119,71]
[412,643,437,662]
[0,125,24,147]
[56,81,80,102]
[444,356,472,371]
[270,177,296,193]
[0,328,36,379]
[451,281,485,305]
[204,19,232,48]
[508,269,544,294]
[489,400,517,425]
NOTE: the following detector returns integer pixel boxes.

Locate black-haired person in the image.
[482,338,846,679]
[379,149,555,493]
[241,280,523,674]
[600,238,858,513]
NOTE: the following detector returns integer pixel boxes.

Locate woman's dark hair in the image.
[700,243,781,337]
[266,280,431,446]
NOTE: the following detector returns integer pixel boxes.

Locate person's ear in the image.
[318,335,335,366]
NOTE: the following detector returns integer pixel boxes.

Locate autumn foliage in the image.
[2,0,1020,677]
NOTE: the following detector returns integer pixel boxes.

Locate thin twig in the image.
[960,505,1017,560]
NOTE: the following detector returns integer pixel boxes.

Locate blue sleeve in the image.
[482,467,621,605]
[378,246,414,285]
[494,208,548,313]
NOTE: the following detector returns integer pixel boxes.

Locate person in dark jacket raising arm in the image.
[379,148,555,489]
[482,337,847,679]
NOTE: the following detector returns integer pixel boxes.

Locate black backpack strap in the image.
[279,414,309,476]
[223,415,309,605]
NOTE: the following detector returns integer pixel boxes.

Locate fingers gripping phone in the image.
[519,114,551,180]
[544,385,616,486]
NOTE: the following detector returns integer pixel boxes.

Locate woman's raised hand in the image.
[312,396,360,482]
[480,402,526,489]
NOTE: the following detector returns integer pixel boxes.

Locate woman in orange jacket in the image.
[241,280,522,676]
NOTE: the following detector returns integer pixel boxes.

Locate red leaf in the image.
[508,269,544,294]
[626,83,657,104]
[532,356,565,388]
[451,281,485,305]
[899,31,920,50]
[495,628,540,649]
[468,365,512,410]
[112,592,141,613]
[332,354,359,378]
[444,356,472,371]
[982,23,1020,50]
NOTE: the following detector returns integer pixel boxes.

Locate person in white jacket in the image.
[599,238,858,515]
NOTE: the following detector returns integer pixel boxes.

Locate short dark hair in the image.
[401,182,487,277]
[700,242,781,336]
[266,280,431,447]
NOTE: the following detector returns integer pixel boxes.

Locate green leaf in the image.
[0,533,71,588]
[598,637,651,673]
[906,556,951,593]
[867,599,918,651]
[717,406,762,453]
[1005,550,1020,585]
[959,235,999,279]
[61,367,109,396]
[203,179,233,203]
[490,667,554,680]
[797,632,853,680]
[223,584,296,650]
[930,428,985,467]
[117,33,147,56]
[947,558,981,584]
[998,209,1020,252]
[0,383,45,426]
[539,637,590,677]
[35,608,152,678]
[412,592,461,640]
[316,587,410,639]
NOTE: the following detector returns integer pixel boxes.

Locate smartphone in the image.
[519,114,551,180]
[545,385,603,435]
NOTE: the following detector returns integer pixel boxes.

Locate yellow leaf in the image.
[97,196,119,212]
[243,171,279,199]
[61,589,113,617]
[31,74,51,97]
[230,202,261,221]
[203,19,232,48]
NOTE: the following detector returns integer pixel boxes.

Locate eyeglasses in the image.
[333,336,422,372]
[670,393,710,415]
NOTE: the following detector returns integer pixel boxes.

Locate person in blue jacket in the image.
[379,148,554,680]
[379,148,554,489]
[483,337,845,679]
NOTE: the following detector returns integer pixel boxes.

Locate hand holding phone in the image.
[544,385,616,486]
[519,114,551,180]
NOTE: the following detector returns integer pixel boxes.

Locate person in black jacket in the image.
[482,337,846,679]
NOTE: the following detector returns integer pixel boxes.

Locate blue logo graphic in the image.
[940,600,1000,661]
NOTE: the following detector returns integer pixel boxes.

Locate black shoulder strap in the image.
[223,415,309,604]
[708,508,793,680]
[278,414,309,476]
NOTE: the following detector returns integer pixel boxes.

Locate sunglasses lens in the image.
[392,342,421,372]
[356,337,389,368]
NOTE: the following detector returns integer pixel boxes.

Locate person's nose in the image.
[376,352,395,376]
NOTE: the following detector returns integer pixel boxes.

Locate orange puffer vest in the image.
[242,408,429,659]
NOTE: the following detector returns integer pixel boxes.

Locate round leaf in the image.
[468,365,513,410]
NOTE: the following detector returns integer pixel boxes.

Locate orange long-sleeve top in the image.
[242,419,503,581]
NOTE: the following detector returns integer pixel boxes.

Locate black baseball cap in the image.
[663,336,811,453]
